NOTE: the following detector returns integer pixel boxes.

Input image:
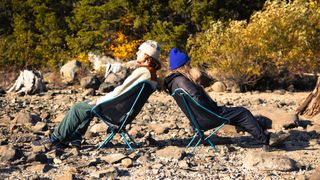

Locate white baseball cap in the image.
[138,40,161,60]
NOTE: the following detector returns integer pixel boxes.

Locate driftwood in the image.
[296,76,320,117]
[8,70,47,95]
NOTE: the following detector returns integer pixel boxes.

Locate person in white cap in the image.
[32,40,161,149]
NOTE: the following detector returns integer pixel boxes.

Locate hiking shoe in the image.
[66,139,82,149]
[32,135,60,148]
[269,132,290,147]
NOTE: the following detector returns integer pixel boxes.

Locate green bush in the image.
[187,0,320,87]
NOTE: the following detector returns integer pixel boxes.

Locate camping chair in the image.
[91,80,156,150]
[171,88,230,152]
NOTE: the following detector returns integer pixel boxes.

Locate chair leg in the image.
[124,131,138,147]
[206,138,219,153]
[120,132,134,151]
[98,132,116,149]
[187,133,199,148]
[192,137,202,152]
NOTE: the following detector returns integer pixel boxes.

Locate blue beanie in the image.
[169,48,190,70]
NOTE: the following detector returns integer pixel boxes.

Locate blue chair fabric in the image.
[91,80,156,150]
[172,88,230,152]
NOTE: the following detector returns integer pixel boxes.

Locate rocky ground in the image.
[0,85,319,180]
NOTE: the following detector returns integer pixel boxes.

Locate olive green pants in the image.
[53,100,94,142]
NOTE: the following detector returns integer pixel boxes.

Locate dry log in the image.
[8,70,47,95]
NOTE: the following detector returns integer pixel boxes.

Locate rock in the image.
[98,82,115,93]
[219,125,238,135]
[13,111,34,125]
[0,145,16,162]
[307,124,320,133]
[80,75,101,90]
[104,73,118,84]
[155,146,185,160]
[309,164,320,180]
[274,89,286,95]
[148,124,169,134]
[54,172,75,180]
[27,164,52,173]
[40,112,50,120]
[91,167,118,178]
[32,122,47,132]
[88,52,114,72]
[52,113,65,123]
[104,68,128,86]
[121,158,133,168]
[210,81,227,92]
[89,122,108,133]
[60,60,81,83]
[31,144,46,153]
[0,115,11,126]
[251,107,298,130]
[26,153,48,163]
[101,153,126,164]
[128,126,142,138]
[311,113,320,125]
[242,151,297,171]
[82,88,95,96]
[178,160,189,169]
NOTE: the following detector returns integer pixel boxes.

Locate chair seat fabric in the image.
[91,80,156,150]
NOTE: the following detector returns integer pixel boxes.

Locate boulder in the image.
[60,60,81,83]
[98,82,116,93]
[251,107,298,130]
[80,75,101,90]
[242,150,297,171]
[88,52,114,72]
[210,81,227,92]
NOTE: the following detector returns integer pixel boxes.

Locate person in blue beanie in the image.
[164,48,290,151]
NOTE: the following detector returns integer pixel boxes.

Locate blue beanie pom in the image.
[169,48,190,70]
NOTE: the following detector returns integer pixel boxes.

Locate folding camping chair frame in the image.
[91,81,155,151]
[172,88,230,153]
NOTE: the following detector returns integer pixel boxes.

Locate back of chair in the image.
[92,81,156,127]
[172,88,229,131]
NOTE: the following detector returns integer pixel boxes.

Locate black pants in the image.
[218,106,269,144]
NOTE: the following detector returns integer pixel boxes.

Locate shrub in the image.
[187,0,320,87]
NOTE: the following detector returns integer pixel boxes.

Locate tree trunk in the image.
[296,76,320,117]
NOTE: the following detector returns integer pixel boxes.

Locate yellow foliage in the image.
[76,53,90,66]
[109,32,143,60]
